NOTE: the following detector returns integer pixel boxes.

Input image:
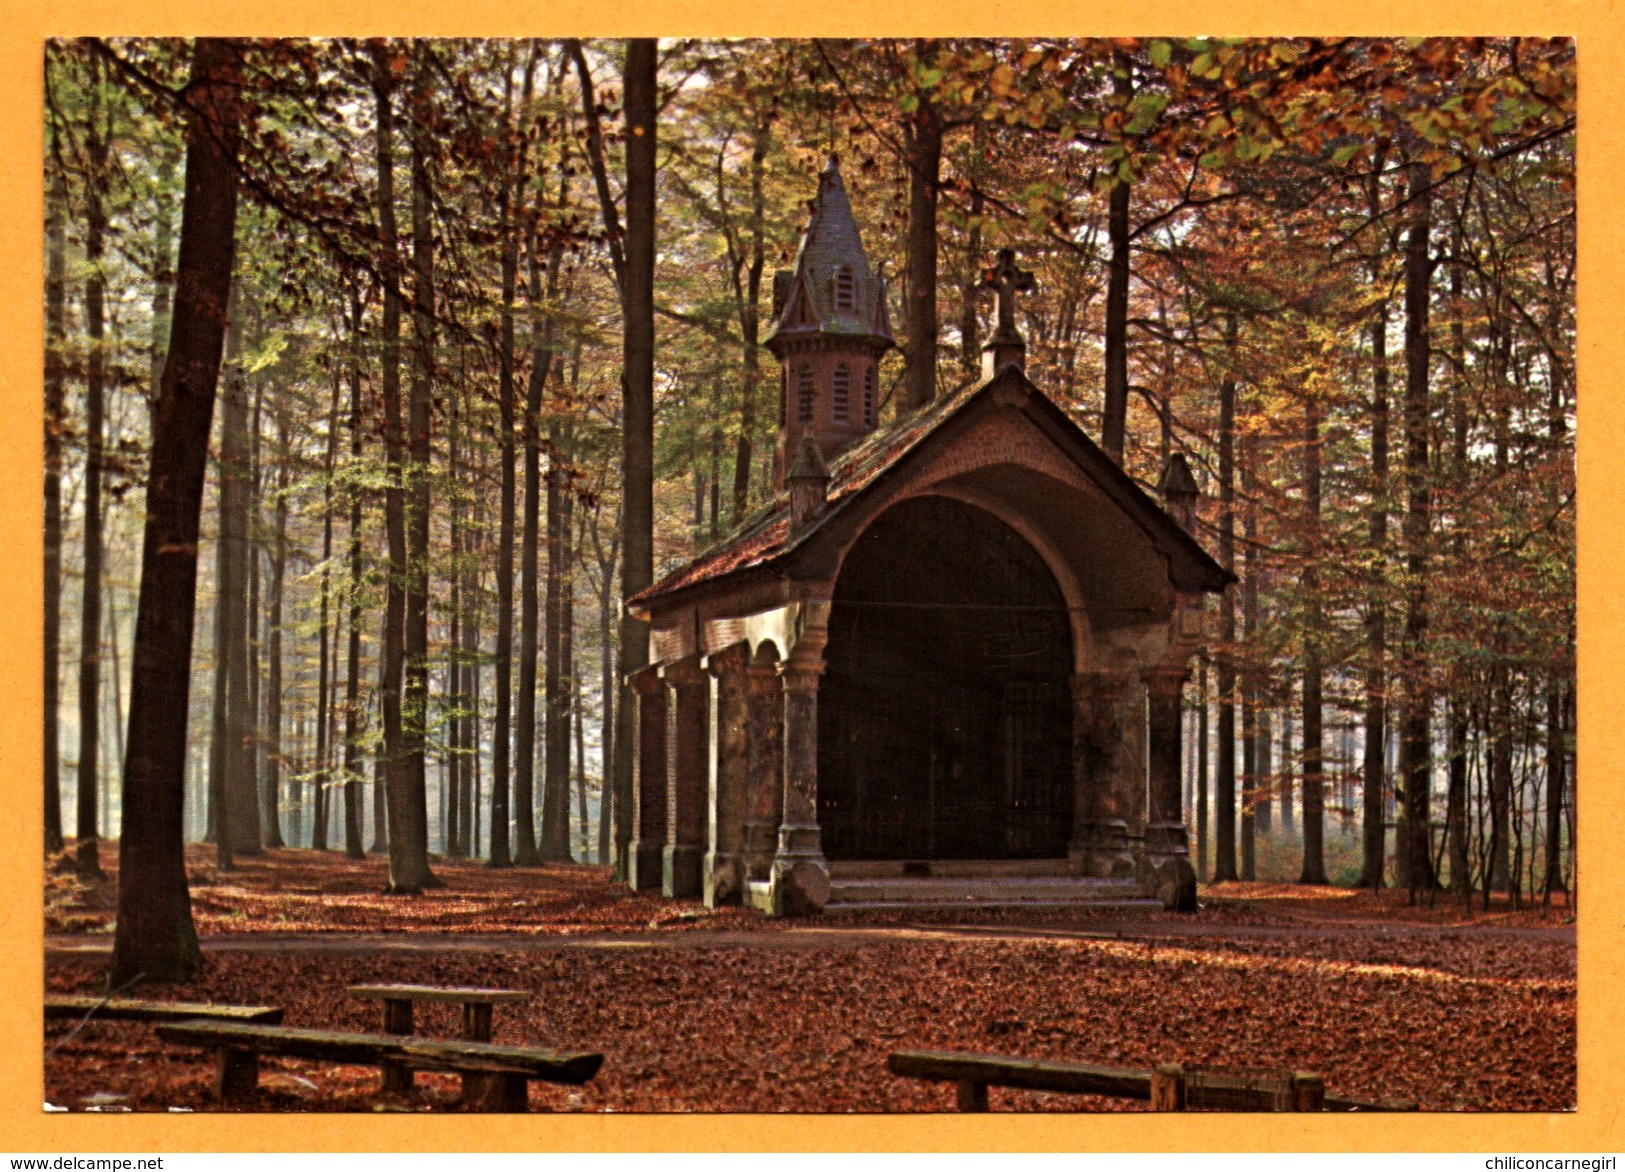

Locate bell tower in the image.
[765,156,894,487]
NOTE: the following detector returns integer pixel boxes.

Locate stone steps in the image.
[825,875,1161,911]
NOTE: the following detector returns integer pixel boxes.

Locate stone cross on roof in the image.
[982,248,1035,341]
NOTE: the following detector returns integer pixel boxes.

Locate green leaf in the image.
[1149,40,1173,67]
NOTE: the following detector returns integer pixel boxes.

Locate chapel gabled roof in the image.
[628,365,1233,616]
[765,156,892,348]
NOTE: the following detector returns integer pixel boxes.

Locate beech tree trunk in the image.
[109,37,241,988]
[371,45,407,872]
[386,43,440,892]
[1299,395,1328,884]
[729,115,768,524]
[1101,55,1133,464]
[342,287,368,860]
[542,418,577,860]
[616,38,658,876]
[76,58,108,879]
[1212,318,1239,882]
[263,408,289,850]
[45,164,67,855]
[1399,157,1436,899]
[902,73,942,411]
[1361,212,1390,890]
[488,55,526,869]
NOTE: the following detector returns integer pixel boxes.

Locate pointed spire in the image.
[768,155,895,486]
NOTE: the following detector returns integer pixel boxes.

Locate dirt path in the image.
[46,912,1574,960]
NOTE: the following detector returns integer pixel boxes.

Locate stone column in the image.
[742,657,785,889]
[1143,664,1197,910]
[703,642,751,907]
[768,651,830,916]
[1068,669,1139,878]
[662,654,708,898]
[626,666,667,892]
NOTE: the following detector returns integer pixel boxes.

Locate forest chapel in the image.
[625,157,1231,916]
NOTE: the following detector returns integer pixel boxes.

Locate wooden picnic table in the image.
[346,984,530,1093]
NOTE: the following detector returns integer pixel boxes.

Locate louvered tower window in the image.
[863,365,876,425]
[833,265,855,311]
[780,367,788,425]
[832,364,851,421]
[797,365,815,421]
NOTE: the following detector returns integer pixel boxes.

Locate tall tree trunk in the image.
[1544,681,1569,902]
[76,58,109,879]
[515,279,545,866]
[210,297,259,862]
[1488,677,1514,892]
[902,64,942,411]
[1360,233,1390,890]
[957,147,985,379]
[1400,157,1436,899]
[542,415,576,860]
[1239,433,1258,881]
[342,287,368,860]
[526,166,572,858]
[1195,654,1208,881]
[615,38,658,876]
[109,37,240,987]
[1212,318,1239,882]
[445,369,465,858]
[488,53,527,869]
[386,43,440,892]
[730,116,768,524]
[245,379,272,849]
[1446,697,1470,900]
[45,164,67,855]
[1299,393,1328,884]
[594,510,620,869]
[262,409,290,850]
[314,362,342,851]
[1100,54,1133,463]
[371,45,407,871]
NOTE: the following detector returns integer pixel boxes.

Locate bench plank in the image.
[155,1020,601,1082]
[347,984,529,1006]
[888,1050,1153,1101]
[45,996,283,1024]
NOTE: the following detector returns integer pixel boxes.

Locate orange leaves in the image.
[44,851,1575,1113]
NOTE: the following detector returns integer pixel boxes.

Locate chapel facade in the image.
[625,157,1230,916]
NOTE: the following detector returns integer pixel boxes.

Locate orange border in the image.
[4,3,1614,1154]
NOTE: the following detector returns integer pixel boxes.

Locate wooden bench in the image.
[888,1049,1416,1112]
[155,1019,602,1112]
[347,984,530,1092]
[45,996,283,1025]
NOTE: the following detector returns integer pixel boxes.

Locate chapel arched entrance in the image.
[818,494,1074,860]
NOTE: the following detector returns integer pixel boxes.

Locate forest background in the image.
[3,0,1612,1150]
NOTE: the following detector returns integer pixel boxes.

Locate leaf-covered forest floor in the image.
[44,846,1575,1113]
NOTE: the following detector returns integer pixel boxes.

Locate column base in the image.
[662,843,703,899]
[765,822,829,916]
[628,839,664,892]
[703,850,743,907]
[1140,821,1197,912]
[1072,819,1136,879]
[741,820,778,883]
[1144,819,1190,857]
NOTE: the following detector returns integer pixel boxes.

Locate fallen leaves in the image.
[43,849,1575,1113]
